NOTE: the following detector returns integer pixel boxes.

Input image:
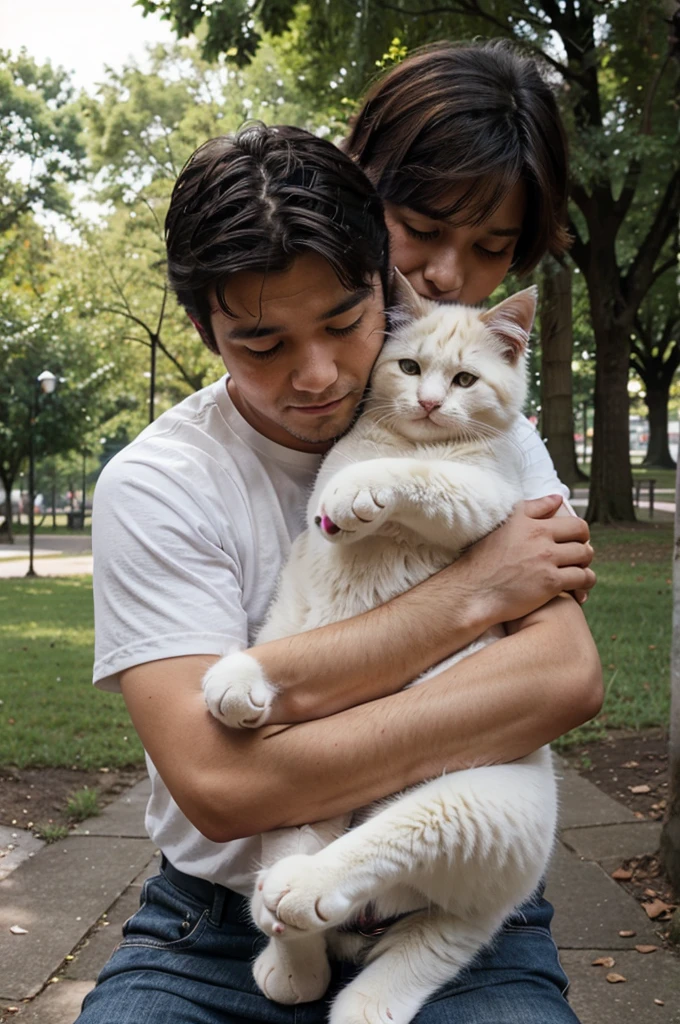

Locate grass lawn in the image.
[557,522,673,748]
[0,576,143,769]
[0,522,674,767]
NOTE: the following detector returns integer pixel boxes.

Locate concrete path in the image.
[0,767,678,1023]
[0,537,92,578]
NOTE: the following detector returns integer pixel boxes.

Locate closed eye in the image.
[244,342,283,360]
[327,314,364,337]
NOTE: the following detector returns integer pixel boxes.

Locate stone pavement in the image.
[1,767,678,1023]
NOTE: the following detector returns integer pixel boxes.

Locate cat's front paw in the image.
[316,467,395,541]
[202,652,277,729]
[252,855,353,936]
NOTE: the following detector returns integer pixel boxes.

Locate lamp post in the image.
[26,370,58,578]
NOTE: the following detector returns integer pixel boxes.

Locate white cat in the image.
[203,275,557,1023]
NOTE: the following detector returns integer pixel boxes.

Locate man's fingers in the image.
[523,494,564,520]
[549,516,591,543]
[555,542,594,568]
[561,566,597,593]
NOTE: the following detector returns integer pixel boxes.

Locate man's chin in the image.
[283,408,358,446]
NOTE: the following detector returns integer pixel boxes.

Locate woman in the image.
[344,39,586,1022]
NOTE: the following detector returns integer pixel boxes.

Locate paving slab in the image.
[557,768,638,828]
[0,827,44,882]
[546,844,662,949]
[4,979,95,1022]
[63,885,143,982]
[562,822,663,862]
[71,778,152,838]
[0,556,93,579]
[0,835,154,1000]
[561,949,680,1023]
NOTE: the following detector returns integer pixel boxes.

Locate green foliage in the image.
[66,786,101,821]
[34,823,70,843]
[0,50,85,230]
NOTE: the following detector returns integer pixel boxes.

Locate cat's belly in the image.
[300,538,453,627]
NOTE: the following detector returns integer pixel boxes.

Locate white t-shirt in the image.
[92,374,570,894]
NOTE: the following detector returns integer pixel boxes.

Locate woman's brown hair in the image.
[345,40,570,275]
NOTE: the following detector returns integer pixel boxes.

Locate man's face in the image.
[210,253,386,453]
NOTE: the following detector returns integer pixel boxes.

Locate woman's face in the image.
[385,181,527,306]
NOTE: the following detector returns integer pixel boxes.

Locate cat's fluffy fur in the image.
[203,275,557,1023]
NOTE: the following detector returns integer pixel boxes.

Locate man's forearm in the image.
[250,500,595,724]
[198,596,602,842]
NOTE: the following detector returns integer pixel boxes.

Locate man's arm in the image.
[243,494,595,723]
[121,592,602,844]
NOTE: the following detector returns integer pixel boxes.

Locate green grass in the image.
[0,527,675,766]
[34,823,70,844]
[556,523,673,748]
[66,785,101,821]
[0,577,144,769]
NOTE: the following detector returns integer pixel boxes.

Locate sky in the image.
[2,0,177,92]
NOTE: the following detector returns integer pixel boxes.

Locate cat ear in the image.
[480,286,537,363]
[390,268,430,319]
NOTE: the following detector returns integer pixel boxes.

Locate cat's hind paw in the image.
[253,937,331,1003]
[202,652,278,729]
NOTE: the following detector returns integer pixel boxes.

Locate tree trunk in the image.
[643,385,676,469]
[540,260,587,489]
[0,468,15,543]
[660,458,680,897]
[585,288,636,523]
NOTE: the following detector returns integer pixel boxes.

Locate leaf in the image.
[618,929,636,937]
[642,899,672,919]
[606,973,627,984]
[592,956,616,967]
[629,784,651,794]
[621,760,639,768]
[9,925,28,935]
[611,867,634,880]
[654,999,665,1006]
[635,945,657,954]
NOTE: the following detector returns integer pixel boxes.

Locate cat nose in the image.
[418,398,441,413]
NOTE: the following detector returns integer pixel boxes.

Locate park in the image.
[1,0,679,1021]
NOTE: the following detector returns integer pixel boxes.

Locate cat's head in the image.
[367,271,536,444]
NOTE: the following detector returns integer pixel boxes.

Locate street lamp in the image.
[26,371,58,578]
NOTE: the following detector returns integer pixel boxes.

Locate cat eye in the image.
[453,372,478,388]
[399,359,421,375]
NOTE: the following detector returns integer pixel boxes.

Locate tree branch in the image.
[624,168,680,309]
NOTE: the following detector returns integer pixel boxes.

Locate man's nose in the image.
[291,348,339,392]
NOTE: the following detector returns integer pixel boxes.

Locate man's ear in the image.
[479,286,537,363]
[390,268,431,320]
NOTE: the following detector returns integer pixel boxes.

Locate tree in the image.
[144,0,680,524]
[0,50,84,231]
[540,258,585,489]
[662,459,680,900]
[0,223,116,541]
[629,267,680,469]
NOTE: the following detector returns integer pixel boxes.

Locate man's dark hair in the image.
[345,40,570,275]
[166,124,389,352]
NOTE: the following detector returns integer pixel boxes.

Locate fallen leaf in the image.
[592,956,616,967]
[644,887,658,897]
[618,930,636,937]
[629,784,651,794]
[606,973,627,984]
[621,760,639,768]
[635,945,657,954]
[611,868,633,881]
[654,999,665,1006]
[9,925,28,935]
[643,899,671,920]
[648,644,656,650]
[5,1009,19,1015]
[634,811,645,819]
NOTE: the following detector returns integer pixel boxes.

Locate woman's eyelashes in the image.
[403,219,512,262]
[403,222,439,242]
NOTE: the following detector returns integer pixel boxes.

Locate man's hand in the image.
[449,494,595,631]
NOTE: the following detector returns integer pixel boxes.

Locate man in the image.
[80,124,600,1023]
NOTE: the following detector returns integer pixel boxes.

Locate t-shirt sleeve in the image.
[92,449,249,693]
[513,415,572,504]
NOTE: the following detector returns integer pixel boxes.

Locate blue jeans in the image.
[77,867,579,1024]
